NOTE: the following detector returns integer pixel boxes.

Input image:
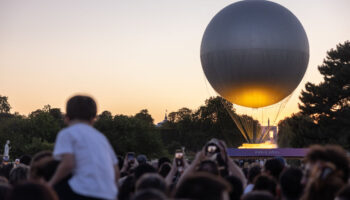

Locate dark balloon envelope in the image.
[201,0,309,108]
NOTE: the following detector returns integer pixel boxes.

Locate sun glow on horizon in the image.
[0,0,349,124]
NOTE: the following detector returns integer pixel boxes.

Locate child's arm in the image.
[48,154,75,187]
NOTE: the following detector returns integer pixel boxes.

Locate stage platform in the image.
[227,148,308,159]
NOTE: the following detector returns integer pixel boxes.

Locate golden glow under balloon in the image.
[225,86,281,108]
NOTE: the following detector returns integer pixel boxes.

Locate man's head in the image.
[134,164,156,181]
[7,181,58,200]
[264,158,284,180]
[197,160,220,176]
[279,167,303,200]
[30,151,59,182]
[174,172,231,200]
[303,145,349,184]
[158,163,171,178]
[301,162,345,200]
[19,155,32,166]
[248,164,261,184]
[157,157,171,170]
[225,176,243,200]
[66,95,97,123]
[9,165,29,185]
[136,155,148,165]
[242,191,274,200]
[253,175,277,196]
[335,185,350,200]
[136,173,167,194]
[132,189,167,200]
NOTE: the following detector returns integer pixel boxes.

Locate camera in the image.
[205,140,220,157]
[204,139,227,174]
[175,149,185,173]
[207,145,218,154]
[175,152,183,160]
[175,149,184,166]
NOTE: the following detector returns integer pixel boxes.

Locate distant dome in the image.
[156,112,168,127]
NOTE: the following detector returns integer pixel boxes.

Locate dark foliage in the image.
[278,41,350,148]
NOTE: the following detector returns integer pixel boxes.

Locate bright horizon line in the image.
[1,0,348,126]
[5,93,301,126]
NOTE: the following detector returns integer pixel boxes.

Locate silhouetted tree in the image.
[94,111,166,158]
[299,41,350,124]
[134,109,154,125]
[0,95,11,114]
[278,41,350,148]
[0,105,63,158]
[161,96,245,153]
[277,114,333,148]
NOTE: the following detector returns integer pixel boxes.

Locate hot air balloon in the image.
[200,0,309,145]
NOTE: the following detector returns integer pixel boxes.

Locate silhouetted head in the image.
[33,159,59,182]
[197,160,220,176]
[0,182,11,200]
[242,191,274,200]
[31,151,52,165]
[253,175,277,196]
[304,145,349,183]
[279,167,303,200]
[158,163,171,178]
[131,189,167,200]
[158,157,171,170]
[264,158,284,180]
[66,95,97,122]
[225,176,243,200]
[7,181,58,200]
[118,175,136,200]
[9,165,29,185]
[301,161,345,200]
[0,176,8,184]
[174,172,231,200]
[137,155,148,165]
[336,185,350,200]
[136,173,167,194]
[0,163,14,180]
[248,164,261,184]
[134,164,156,181]
[19,155,32,166]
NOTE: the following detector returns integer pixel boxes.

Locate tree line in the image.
[0,95,246,159]
[1,41,349,158]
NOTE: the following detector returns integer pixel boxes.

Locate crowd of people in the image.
[0,95,349,200]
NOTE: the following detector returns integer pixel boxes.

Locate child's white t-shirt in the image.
[53,123,118,200]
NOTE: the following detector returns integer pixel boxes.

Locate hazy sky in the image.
[0,0,349,124]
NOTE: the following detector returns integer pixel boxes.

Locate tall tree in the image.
[134,109,154,125]
[161,96,245,153]
[94,112,166,158]
[193,96,246,147]
[299,41,350,124]
[278,41,350,148]
[277,114,330,148]
[168,107,192,123]
[0,95,11,114]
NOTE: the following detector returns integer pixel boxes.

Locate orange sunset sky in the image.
[0,0,349,125]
